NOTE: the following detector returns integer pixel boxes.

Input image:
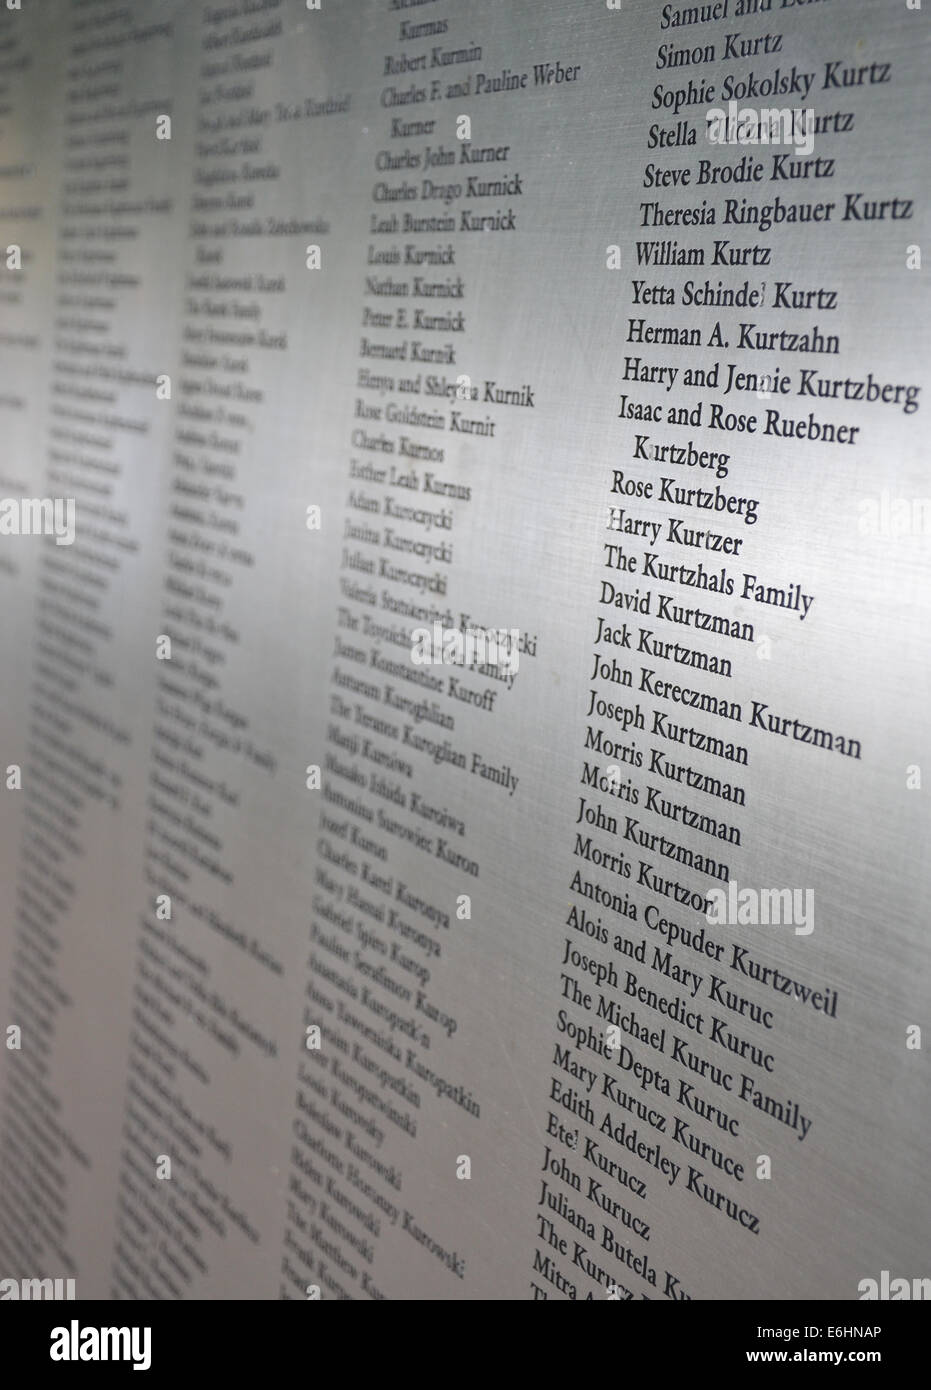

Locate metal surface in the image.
[0,0,928,1300]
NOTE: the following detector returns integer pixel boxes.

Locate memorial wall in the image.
[0,0,928,1305]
